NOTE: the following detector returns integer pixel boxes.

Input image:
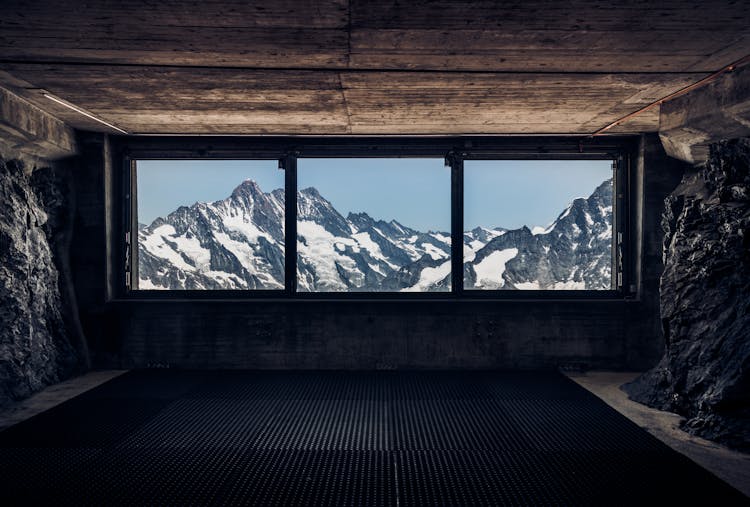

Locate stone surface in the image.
[624,138,750,452]
[0,155,80,407]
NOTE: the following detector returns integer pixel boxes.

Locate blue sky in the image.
[137,159,283,224]
[464,160,612,230]
[137,158,612,231]
[298,158,450,231]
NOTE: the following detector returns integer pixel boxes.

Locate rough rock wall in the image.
[0,156,82,406]
[624,138,750,452]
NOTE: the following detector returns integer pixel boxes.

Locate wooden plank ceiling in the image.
[0,0,748,136]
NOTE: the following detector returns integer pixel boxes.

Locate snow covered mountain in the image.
[464,179,613,290]
[296,186,452,292]
[138,180,285,290]
[137,178,612,291]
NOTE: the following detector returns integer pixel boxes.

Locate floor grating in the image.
[0,370,745,505]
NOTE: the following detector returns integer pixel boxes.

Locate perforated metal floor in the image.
[0,370,745,505]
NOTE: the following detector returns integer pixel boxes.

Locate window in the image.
[133,159,284,290]
[121,138,629,298]
[463,160,614,291]
[296,158,451,292]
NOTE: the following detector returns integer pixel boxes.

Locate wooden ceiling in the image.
[0,0,748,136]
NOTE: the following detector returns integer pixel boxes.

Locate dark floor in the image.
[0,370,745,506]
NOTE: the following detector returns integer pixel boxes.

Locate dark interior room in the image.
[0,0,749,504]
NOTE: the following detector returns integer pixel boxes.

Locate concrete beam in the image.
[660,63,750,165]
[0,86,77,161]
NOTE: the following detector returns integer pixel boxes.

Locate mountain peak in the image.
[347,211,375,232]
[348,211,373,220]
[590,178,614,201]
[231,179,263,199]
[389,219,410,233]
[139,177,612,292]
[300,186,322,198]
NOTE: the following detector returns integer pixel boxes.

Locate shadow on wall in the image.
[625,137,750,452]
[0,155,88,407]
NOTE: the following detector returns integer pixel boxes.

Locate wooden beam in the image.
[340,71,707,135]
[349,0,750,73]
[0,63,710,135]
[0,0,349,69]
[0,1,747,73]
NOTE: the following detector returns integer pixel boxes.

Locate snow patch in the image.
[353,231,386,261]
[532,222,556,236]
[431,232,451,245]
[169,233,210,269]
[141,225,196,271]
[421,242,449,260]
[222,213,275,244]
[558,204,573,220]
[214,231,263,275]
[473,248,518,288]
[584,211,594,226]
[401,260,451,292]
[514,281,540,290]
[390,221,406,235]
[138,278,166,290]
[469,239,485,251]
[297,220,361,290]
[552,280,586,290]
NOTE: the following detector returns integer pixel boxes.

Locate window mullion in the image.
[451,155,464,296]
[125,157,136,293]
[284,155,298,296]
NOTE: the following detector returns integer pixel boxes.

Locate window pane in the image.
[135,160,284,290]
[464,160,613,290]
[297,158,451,292]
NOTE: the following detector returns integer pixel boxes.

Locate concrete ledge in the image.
[0,370,127,432]
[0,86,77,161]
[569,371,750,498]
[660,62,750,165]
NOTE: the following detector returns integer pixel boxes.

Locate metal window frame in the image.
[112,136,636,301]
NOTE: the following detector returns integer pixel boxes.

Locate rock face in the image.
[624,138,750,452]
[0,156,80,407]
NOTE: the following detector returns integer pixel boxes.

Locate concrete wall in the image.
[660,63,750,165]
[74,133,685,371]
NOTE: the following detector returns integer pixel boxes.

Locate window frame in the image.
[294,155,453,295]
[113,136,635,301]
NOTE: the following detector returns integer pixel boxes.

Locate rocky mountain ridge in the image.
[138,178,613,291]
